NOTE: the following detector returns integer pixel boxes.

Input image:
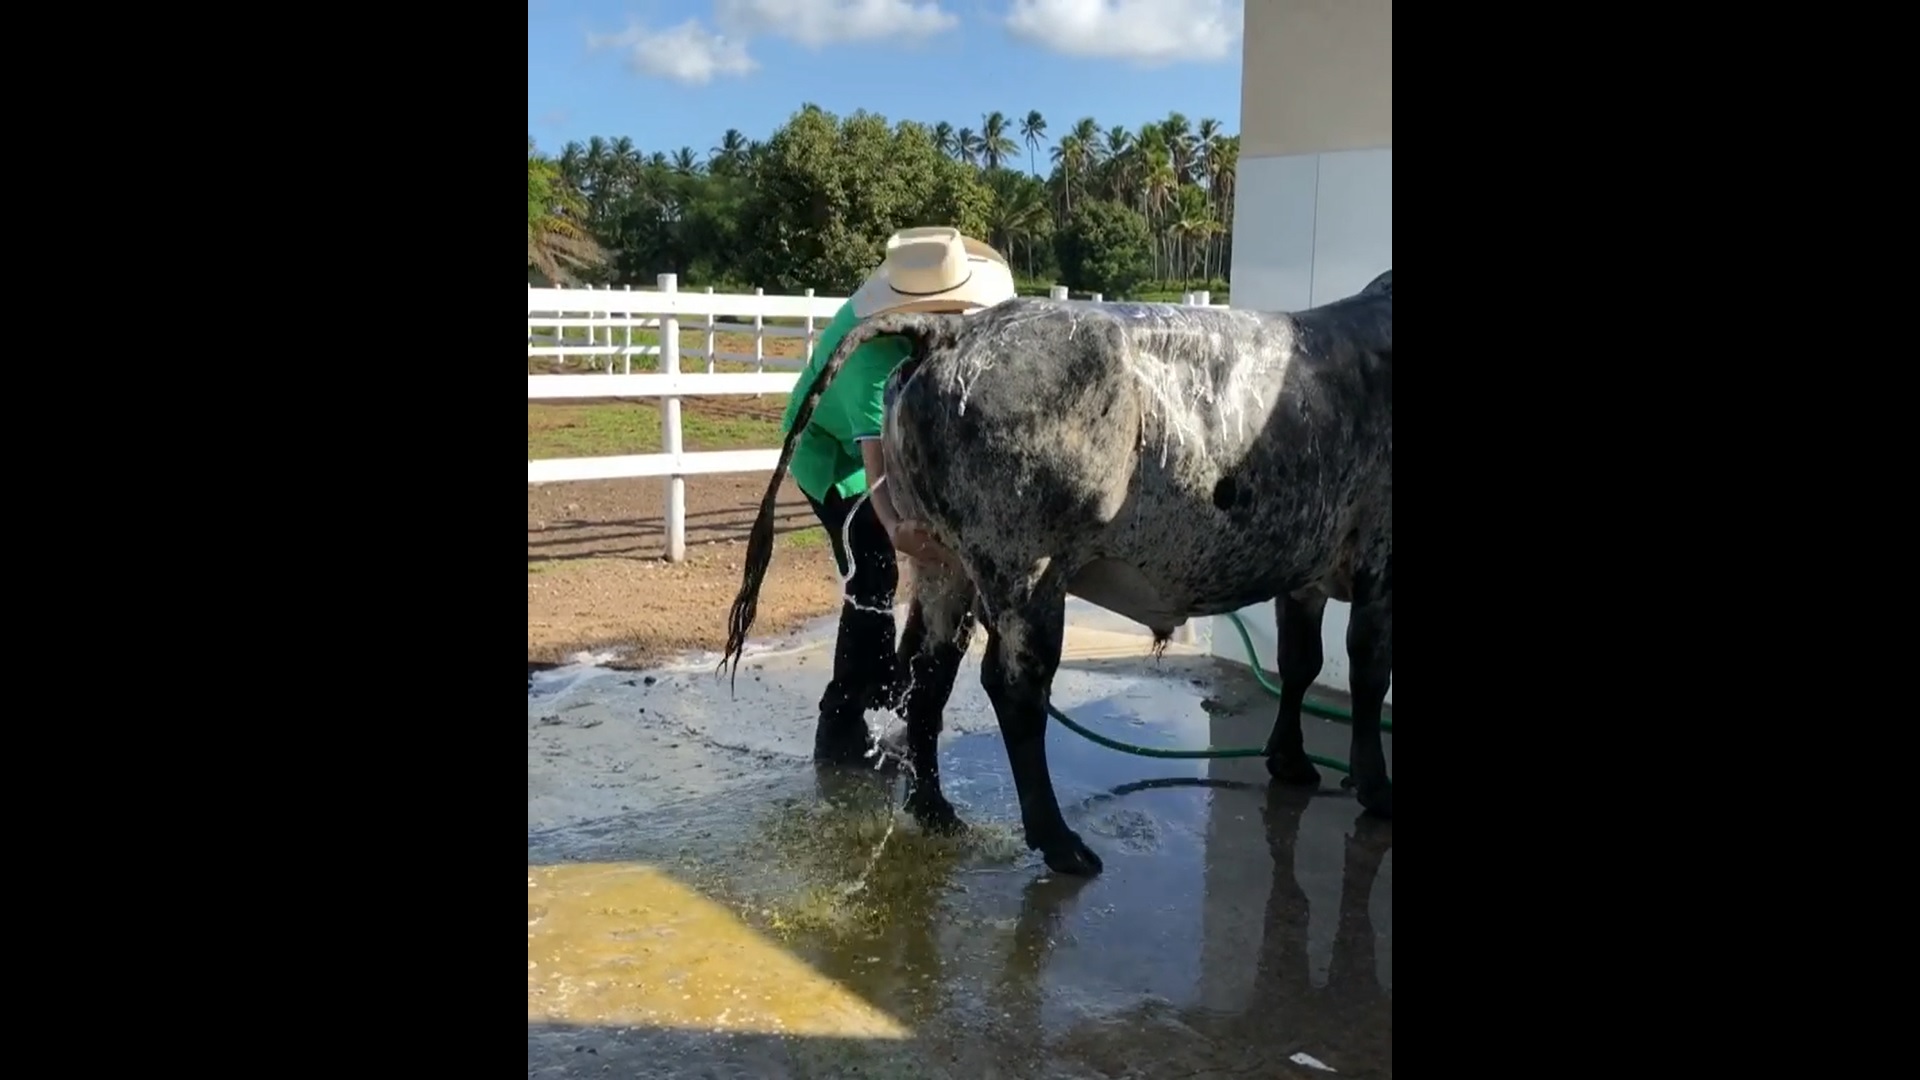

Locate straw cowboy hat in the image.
[850,227,1018,319]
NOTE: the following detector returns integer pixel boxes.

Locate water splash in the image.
[940,300,1292,469]
[954,351,995,417]
[837,477,904,621]
[840,805,902,899]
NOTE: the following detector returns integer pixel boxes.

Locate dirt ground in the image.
[528,472,865,669]
[529,329,909,670]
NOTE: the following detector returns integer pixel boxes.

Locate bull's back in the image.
[1092,297,1391,609]
[886,296,1389,618]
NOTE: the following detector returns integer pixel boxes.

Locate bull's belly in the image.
[1066,559,1189,632]
[1066,557,1278,634]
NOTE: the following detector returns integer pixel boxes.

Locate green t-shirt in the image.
[781,299,913,502]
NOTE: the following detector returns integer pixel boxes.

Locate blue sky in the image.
[528,0,1243,162]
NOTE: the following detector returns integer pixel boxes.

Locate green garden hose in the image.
[1046,610,1394,773]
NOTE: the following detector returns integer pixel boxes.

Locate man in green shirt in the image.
[782,227,1016,764]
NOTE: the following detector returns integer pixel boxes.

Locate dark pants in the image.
[806,488,901,759]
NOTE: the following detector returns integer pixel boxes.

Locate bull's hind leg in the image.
[1265,591,1330,786]
[1345,572,1393,818]
[978,564,1103,876]
[894,562,978,835]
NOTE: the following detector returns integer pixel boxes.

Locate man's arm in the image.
[859,439,904,535]
[859,440,962,569]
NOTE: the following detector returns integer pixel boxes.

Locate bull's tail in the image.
[719,311,970,690]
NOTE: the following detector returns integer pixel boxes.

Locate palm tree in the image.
[1020,110,1047,177]
[1049,135,1085,216]
[954,126,980,167]
[671,146,703,176]
[1100,126,1134,203]
[1067,117,1101,158]
[709,128,748,174]
[1160,112,1195,183]
[932,121,956,157]
[558,140,587,187]
[528,137,608,284]
[1196,117,1226,187]
[979,111,1019,171]
[1047,117,1103,218]
[1170,184,1214,287]
[984,169,1052,278]
[1139,145,1179,278]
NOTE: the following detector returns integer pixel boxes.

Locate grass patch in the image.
[782,526,828,550]
[528,400,786,459]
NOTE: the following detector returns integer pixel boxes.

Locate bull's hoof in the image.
[1267,754,1322,787]
[906,789,968,836]
[1356,780,1393,819]
[1038,830,1105,877]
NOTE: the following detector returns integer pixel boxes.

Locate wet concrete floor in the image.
[529,602,1393,1078]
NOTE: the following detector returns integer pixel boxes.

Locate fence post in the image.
[583,282,599,368]
[658,272,686,562]
[752,287,766,373]
[703,285,717,373]
[1196,290,1211,306]
[1049,285,1068,300]
[527,283,534,371]
[622,285,634,374]
[1091,292,1103,302]
[804,287,817,357]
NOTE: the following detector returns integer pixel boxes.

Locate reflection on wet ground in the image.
[529,605,1392,1078]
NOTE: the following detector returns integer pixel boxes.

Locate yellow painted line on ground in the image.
[528,862,910,1039]
[1058,625,1205,662]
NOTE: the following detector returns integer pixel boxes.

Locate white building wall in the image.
[1195,0,1393,1019]
[1208,146,1392,703]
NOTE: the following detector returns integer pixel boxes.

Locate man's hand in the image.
[888,519,964,570]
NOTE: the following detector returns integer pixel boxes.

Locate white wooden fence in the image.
[527,275,1222,561]
[527,276,836,374]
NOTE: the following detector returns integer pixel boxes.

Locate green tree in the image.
[529,108,1240,297]
[736,107,992,293]
[528,137,608,284]
[1055,198,1152,298]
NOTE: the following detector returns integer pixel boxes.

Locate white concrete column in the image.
[1206,0,1393,699]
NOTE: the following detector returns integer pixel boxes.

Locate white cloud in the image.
[1003,0,1242,66]
[586,19,759,85]
[714,0,959,48]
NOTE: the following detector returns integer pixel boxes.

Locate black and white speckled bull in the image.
[724,271,1392,877]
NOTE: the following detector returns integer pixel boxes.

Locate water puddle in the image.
[529,624,1392,1078]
